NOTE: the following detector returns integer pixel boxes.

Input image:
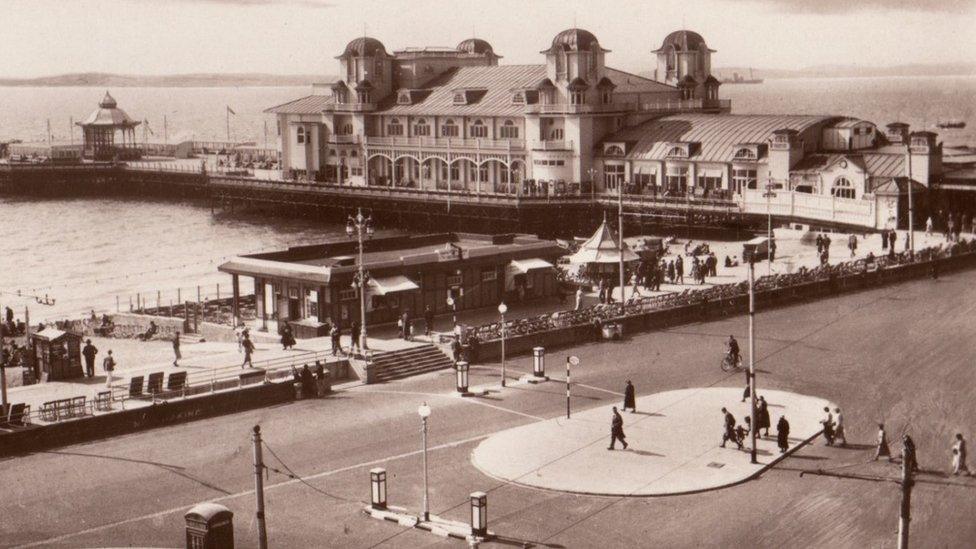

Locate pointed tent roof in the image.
[77,90,140,128]
[569,218,638,264]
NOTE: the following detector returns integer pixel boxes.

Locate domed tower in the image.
[335,37,393,104]
[653,30,715,87]
[456,38,500,65]
[541,28,609,106]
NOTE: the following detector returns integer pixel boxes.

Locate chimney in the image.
[885,122,909,145]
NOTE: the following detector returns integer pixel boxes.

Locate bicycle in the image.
[720,352,743,372]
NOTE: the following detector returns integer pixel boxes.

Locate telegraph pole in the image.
[252,425,268,549]
[618,177,626,304]
[906,143,915,256]
[748,257,758,464]
[898,453,913,549]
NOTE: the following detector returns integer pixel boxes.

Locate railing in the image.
[366,136,525,151]
[599,192,739,212]
[532,140,573,151]
[523,98,731,115]
[740,189,876,228]
[328,134,360,144]
[325,103,376,112]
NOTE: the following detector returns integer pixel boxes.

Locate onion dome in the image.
[339,37,387,58]
[655,30,713,52]
[456,38,495,56]
[542,28,605,53]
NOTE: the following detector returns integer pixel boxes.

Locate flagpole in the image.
[226,108,230,142]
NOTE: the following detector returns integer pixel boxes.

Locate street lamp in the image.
[763,183,778,276]
[498,302,507,388]
[747,254,758,464]
[618,178,627,305]
[446,295,456,326]
[347,208,374,351]
[417,401,432,522]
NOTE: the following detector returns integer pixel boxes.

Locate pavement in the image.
[471,387,831,496]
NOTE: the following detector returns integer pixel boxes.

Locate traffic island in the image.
[471,387,833,496]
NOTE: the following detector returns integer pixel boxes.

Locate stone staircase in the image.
[369,344,455,383]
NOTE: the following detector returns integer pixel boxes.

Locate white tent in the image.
[569,218,638,264]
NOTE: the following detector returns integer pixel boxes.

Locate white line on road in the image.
[11,432,491,549]
[360,388,545,421]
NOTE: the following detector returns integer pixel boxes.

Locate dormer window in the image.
[470,119,487,138]
[605,145,625,156]
[357,90,371,104]
[453,92,466,105]
[397,91,411,105]
[601,90,612,104]
[512,92,525,104]
[441,119,459,137]
[570,91,585,105]
[387,118,403,136]
[666,146,686,158]
[734,148,756,160]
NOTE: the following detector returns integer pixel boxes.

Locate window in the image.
[446,274,462,286]
[666,146,686,158]
[349,149,358,157]
[697,174,722,191]
[634,172,653,190]
[336,123,353,135]
[570,91,585,105]
[470,120,487,138]
[276,121,281,136]
[499,120,519,139]
[731,168,757,193]
[481,269,497,282]
[665,166,689,193]
[605,145,624,156]
[350,167,363,176]
[440,163,460,181]
[441,119,459,137]
[357,90,371,104]
[604,164,625,191]
[296,126,305,144]
[397,92,410,105]
[387,118,403,136]
[453,92,466,105]
[550,128,564,140]
[831,177,856,199]
[601,90,612,104]
[338,288,357,301]
[734,148,756,160]
[413,118,430,137]
[478,164,489,181]
[512,92,525,104]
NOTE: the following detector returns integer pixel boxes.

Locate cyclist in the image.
[727,335,740,368]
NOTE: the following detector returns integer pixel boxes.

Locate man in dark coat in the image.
[424,305,435,336]
[300,364,315,398]
[721,407,742,449]
[82,339,98,378]
[777,416,790,453]
[330,324,341,356]
[881,229,889,250]
[241,334,255,368]
[903,434,919,473]
[351,321,362,352]
[757,395,771,436]
[622,380,636,413]
[608,407,628,450]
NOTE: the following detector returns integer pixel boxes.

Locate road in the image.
[2,269,975,548]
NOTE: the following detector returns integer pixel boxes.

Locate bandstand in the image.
[77,92,141,161]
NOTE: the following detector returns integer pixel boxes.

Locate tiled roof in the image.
[604,68,676,94]
[792,152,905,178]
[379,65,546,117]
[611,114,831,163]
[264,95,335,114]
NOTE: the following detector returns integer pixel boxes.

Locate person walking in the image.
[833,407,847,447]
[881,229,889,251]
[926,216,934,235]
[951,433,971,476]
[676,256,684,285]
[235,323,245,353]
[874,423,893,462]
[424,305,435,337]
[622,380,636,413]
[330,324,341,356]
[597,278,607,304]
[102,350,116,388]
[777,415,790,453]
[903,434,919,473]
[82,339,98,378]
[757,395,771,437]
[351,320,362,353]
[241,334,255,368]
[721,407,742,449]
[172,331,182,367]
[608,406,628,450]
[848,234,858,258]
[575,287,584,311]
[821,407,835,445]
[401,310,411,340]
[281,322,296,350]
[889,230,897,251]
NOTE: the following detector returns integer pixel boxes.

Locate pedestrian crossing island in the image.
[471,387,833,496]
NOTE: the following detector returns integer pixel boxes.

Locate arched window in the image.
[831,177,855,199]
[414,118,430,137]
[499,120,519,139]
[605,145,625,156]
[387,118,403,136]
[296,126,306,144]
[470,119,487,138]
[734,148,756,160]
[441,119,459,137]
[666,146,686,158]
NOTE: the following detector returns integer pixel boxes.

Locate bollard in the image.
[456,361,469,394]
[470,492,488,537]
[370,468,387,510]
[532,347,545,378]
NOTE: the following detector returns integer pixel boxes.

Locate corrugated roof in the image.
[611,114,831,163]
[264,95,335,114]
[379,65,546,117]
[792,152,905,178]
[827,117,871,129]
[604,68,676,94]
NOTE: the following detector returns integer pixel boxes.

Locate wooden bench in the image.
[146,372,164,396]
[167,371,187,392]
[40,401,58,422]
[129,376,144,398]
[70,396,87,418]
[55,399,72,420]
[94,391,112,412]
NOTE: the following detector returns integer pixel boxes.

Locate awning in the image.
[368,275,419,296]
[508,258,554,274]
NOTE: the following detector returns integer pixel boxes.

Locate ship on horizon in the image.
[721,68,764,84]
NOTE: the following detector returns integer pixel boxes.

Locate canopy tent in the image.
[368,275,420,296]
[505,258,555,292]
[568,219,638,264]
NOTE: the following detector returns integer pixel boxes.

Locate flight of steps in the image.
[369,344,455,383]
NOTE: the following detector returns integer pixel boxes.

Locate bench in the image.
[146,372,164,396]
[129,376,144,398]
[167,371,187,392]
[55,399,72,420]
[40,401,58,422]
[8,403,29,426]
[70,396,87,418]
[94,391,112,412]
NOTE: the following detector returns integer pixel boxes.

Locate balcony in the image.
[524,104,625,115]
[323,102,376,113]
[532,140,573,151]
[328,134,360,144]
[365,136,525,151]
[523,99,731,115]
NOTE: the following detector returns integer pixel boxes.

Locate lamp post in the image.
[747,255,758,464]
[347,208,374,351]
[587,167,597,201]
[618,177,627,304]
[906,143,915,256]
[498,302,507,387]
[763,183,777,276]
[417,401,432,522]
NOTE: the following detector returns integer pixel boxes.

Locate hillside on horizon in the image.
[0,72,329,87]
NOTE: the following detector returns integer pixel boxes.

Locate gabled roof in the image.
[264,95,335,114]
[604,68,676,94]
[608,114,831,163]
[567,77,589,90]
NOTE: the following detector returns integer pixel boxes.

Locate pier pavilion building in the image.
[77,92,142,161]
[264,28,947,231]
[218,233,563,332]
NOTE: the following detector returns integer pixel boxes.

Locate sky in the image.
[2,0,974,78]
